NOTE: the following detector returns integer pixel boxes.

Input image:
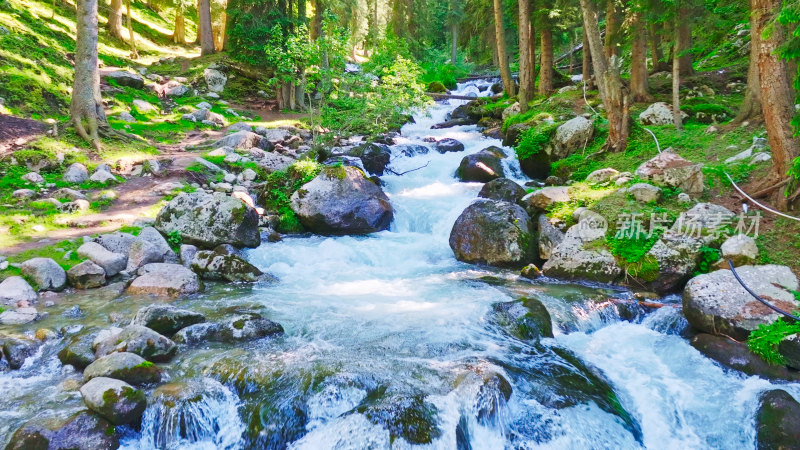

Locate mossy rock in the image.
[426,81,448,93]
[355,386,442,445]
[491,297,554,341]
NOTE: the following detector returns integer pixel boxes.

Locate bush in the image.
[261,160,322,233]
[516,123,559,160]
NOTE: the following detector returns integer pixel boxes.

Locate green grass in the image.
[0,238,85,281]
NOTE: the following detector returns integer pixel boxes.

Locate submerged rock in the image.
[172,313,284,344]
[58,333,96,370]
[2,337,39,370]
[353,143,392,176]
[435,138,465,153]
[491,297,554,340]
[756,390,800,449]
[155,192,261,248]
[354,387,442,445]
[80,377,147,425]
[683,265,799,340]
[290,166,393,235]
[5,410,120,450]
[449,199,534,267]
[542,221,622,283]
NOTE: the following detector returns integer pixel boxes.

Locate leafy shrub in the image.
[261,160,322,233]
[166,231,182,252]
[606,229,663,281]
[694,246,721,276]
[516,123,559,160]
[426,81,447,93]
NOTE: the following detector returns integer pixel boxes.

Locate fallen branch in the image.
[386,161,430,176]
[750,178,790,198]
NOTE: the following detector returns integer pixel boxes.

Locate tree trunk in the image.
[672,20,682,131]
[71,0,109,150]
[677,7,693,75]
[732,8,762,124]
[517,0,534,110]
[753,0,800,209]
[629,9,650,102]
[648,22,668,72]
[198,0,215,55]
[172,4,185,44]
[604,0,620,59]
[310,0,323,41]
[493,0,515,97]
[125,0,138,58]
[580,0,630,152]
[582,32,593,89]
[107,0,124,39]
[538,27,554,96]
[215,7,226,51]
[450,0,459,64]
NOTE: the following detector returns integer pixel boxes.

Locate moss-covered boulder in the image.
[449,199,534,267]
[155,192,260,248]
[5,410,120,450]
[354,386,442,445]
[94,325,178,362]
[131,304,206,336]
[426,81,447,93]
[491,297,554,340]
[477,178,526,205]
[79,377,147,425]
[190,250,264,282]
[83,352,162,385]
[757,390,800,449]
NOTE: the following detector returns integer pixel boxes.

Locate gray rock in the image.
[164,82,189,97]
[352,143,392,176]
[67,260,106,289]
[756,390,800,449]
[52,188,86,200]
[585,168,619,185]
[456,146,506,182]
[21,257,67,291]
[83,352,162,385]
[190,250,264,282]
[21,172,44,183]
[683,265,799,340]
[116,112,136,123]
[89,168,117,183]
[77,242,127,277]
[179,244,198,267]
[5,410,120,449]
[95,231,137,255]
[0,276,37,305]
[204,67,227,92]
[133,99,157,113]
[290,166,393,235]
[216,313,284,343]
[552,116,594,159]
[131,304,205,335]
[58,333,95,369]
[155,192,260,248]
[678,192,692,204]
[672,202,735,236]
[449,199,533,266]
[80,377,146,425]
[0,308,40,326]
[12,188,36,198]
[720,234,758,266]
[634,150,704,195]
[127,263,201,298]
[477,178,526,204]
[172,322,223,345]
[227,122,253,133]
[491,297,554,340]
[63,163,89,183]
[522,186,571,213]
[542,221,623,283]
[538,214,565,260]
[208,131,270,150]
[137,226,175,262]
[94,324,178,362]
[626,183,661,203]
[435,138,465,153]
[779,334,800,370]
[255,127,291,143]
[643,231,703,293]
[104,70,144,89]
[639,102,687,125]
[2,337,39,369]
[196,101,213,110]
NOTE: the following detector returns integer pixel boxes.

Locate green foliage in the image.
[426,81,447,93]
[694,246,721,276]
[166,231,182,252]
[748,318,800,365]
[703,162,754,191]
[516,123,559,160]
[682,103,733,123]
[261,160,322,233]
[607,230,663,282]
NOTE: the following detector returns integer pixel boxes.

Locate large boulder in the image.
[0,276,37,305]
[127,263,201,298]
[671,203,736,236]
[449,199,534,267]
[642,231,703,293]
[537,215,565,260]
[94,324,178,362]
[67,260,106,289]
[542,219,623,283]
[721,234,758,266]
[626,183,661,203]
[551,116,594,159]
[155,192,261,248]
[522,186,571,213]
[173,313,284,344]
[207,131,270,151]
[2,337,39,369]
[5,410,120,450]
[190,250,264,282]
[131,304,206,336]
[639,102,687,125]
[756,390,800,449]
[80,377,147,425]
[83,352,162,385]
[204,67,227,92]
[104,70,144,89]
[353,143,392,176]
[290,166,393,235]
[634,150,704,195]
[690,334,800,382]
[683,265,799,340]
[95,232,137,255]
[477,178,526,204]
[456,147,506,182]
[20,258,67,291]
[58,333,95,370]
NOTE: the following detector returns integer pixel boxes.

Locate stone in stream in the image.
[62,162,89,183]
[190,250,265,282]
[542,220,623,283]
[2,337,39,370]
[491,297,554,341]
[477,178,526,205]
[456,146,506,182]
[435,138,465,153]
[172,313,284,344]
[0,308,40,326]
[127,263,201,298]
[690,334,800,382]
[522,186,571,213]
[0,276,37,305]
[779,334,800,371]
[131,304,206,336]
[290,166,393,235]
[353,387,442,445]
[155,192,261,248]
[58,332,96,370]
[66,260,106,289]
[352,143,392,176]
[180,244,198,267]
[94,324,178,362]
[5,410,120,449]
[83,352,162,385]
[80,377,147,425]
[20,257,67,291]
[449,199,534,267]
[537,214,565,260]
[683,265,799,341]
[756,390,800,449]
[78,242,127,277]
[125,239,164,272]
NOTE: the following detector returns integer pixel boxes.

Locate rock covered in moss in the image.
[190,250,264,282]
[353,143,392,176]
[62,162,89,183]
[155,192,261,248]
[690,334,800,382]
[456,147,506,182]
[20,257,66,291]
[0,276,37,306]
[58,333,96,370]
[83,352,162,385]
[2,337,39,370]
[80,377,146,425]
[354,388,442,445]
[131,304,206,336]
[173,313,284,344]
[127,263,200,298]
[5,410,120,450]
[551,116,594,159]
[449,199,533,267]
[638,102,687,125]
[94,324,178,362]
[683,265,799,340]
[290,166,393,235]
[756,390,800,449]
[491,297,554,340]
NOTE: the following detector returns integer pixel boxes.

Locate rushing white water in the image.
[2,80,799,449]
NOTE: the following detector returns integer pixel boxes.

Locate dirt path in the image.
[0,114,48,155]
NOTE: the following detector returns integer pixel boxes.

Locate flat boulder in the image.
[0,276,37,305]
[634,150,704,195]
[127,263,201,298]
[94,324,178,362]
[523,186,571,212]
[155,192,260,248]
[290,166,393,235]
[456,147,506,182]
[80,377,146,425]
[449,199,533,267]
[21,257,66,291]
[683,265,799,340]
[190,250,264,282]
[83,352,162,385]
[67,260,106,289]
[639,102,686,125]
[131,304,206,335]
[477,178,526,204]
